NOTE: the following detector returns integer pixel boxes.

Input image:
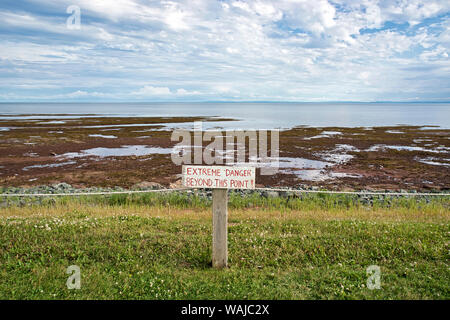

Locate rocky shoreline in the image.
[2,181,448,194]
[1,182,448,208]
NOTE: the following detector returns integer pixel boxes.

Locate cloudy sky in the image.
[0,0,449,102]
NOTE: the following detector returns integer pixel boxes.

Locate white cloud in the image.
[0,0,448,101]
[175,88,202,96]
[130,86,201,97]
[131,86,172,96]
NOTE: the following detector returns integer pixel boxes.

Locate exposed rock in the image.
[52,182,72,190]
[0,182,447,208]
[133,181,163,190]
[264,191,279,198]
[169,179,182,189]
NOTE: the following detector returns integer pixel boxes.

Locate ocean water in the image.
[0,102,449,129]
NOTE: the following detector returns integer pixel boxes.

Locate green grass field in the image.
[0,192,449,299]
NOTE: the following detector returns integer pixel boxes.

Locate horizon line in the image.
[0,100,449,104]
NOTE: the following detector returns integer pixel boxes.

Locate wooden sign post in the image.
[212,188,228,268]
[182,165,256,268]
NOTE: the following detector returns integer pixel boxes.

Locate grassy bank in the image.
[0,193,448,299]
[2,189,449,211]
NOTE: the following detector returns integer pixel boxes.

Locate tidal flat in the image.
[0,115,449,191]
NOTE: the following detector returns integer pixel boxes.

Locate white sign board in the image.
[182,165,256,189]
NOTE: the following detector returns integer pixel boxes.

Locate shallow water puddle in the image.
[278,157,330,169]
[319,153,354,163]
[237,155,360,181]
[37,120,67,124]
[385,130,404,134]
[286,169,362,181]
[419,126,440,130]
[88,134,117,139]
[416,157,450,167]
[334,144,359,152]
[316,144,359,164]
[60,145,173,158]
[366,144,448,153]
[413,139,432,143]
[22,161,76,171]
[304,131,342,140]
[278,144,362,180]
[100,128,121,131]
[232,156,330,170]
[81,124,162,129]
[232,150,361,181]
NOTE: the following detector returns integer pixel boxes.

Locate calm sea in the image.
[0,102,449,129]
